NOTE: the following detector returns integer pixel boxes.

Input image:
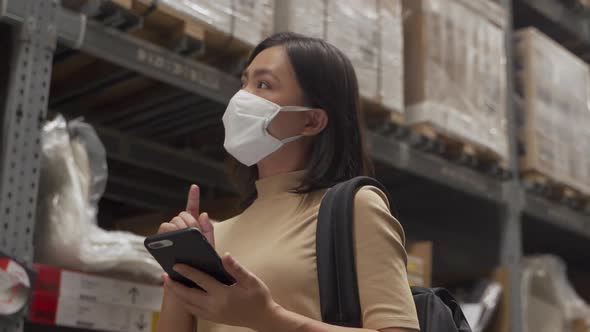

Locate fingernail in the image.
[225,253,236,264]
[172,265,180,272]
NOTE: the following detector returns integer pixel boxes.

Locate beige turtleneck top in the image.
[197,171,419,331]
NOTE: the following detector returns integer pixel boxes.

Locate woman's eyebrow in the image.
[246,68,281,82]
[252,68,280,81]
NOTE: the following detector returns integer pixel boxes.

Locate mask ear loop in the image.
[280,135,303,144]
[263,106,283,132]
[266,106,314,143]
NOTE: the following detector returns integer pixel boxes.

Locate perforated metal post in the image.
[499,0,525,331]
[0,0,57,331]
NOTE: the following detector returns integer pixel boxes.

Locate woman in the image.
[155,32,419,332]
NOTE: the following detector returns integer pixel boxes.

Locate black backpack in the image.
[316,176,472,332]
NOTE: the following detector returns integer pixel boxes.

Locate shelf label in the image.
[136,48,221,91]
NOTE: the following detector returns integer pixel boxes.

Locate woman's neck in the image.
[257,142,308,179]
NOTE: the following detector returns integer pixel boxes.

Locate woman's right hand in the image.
[156,186,205,331]
[157,184,215,247]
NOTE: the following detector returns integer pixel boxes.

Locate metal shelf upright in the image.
[500,0,524,330]
[0,0,57,331]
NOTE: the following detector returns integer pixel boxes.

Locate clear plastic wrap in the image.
[326,0,379,99]
[404,0,509,160]
[456,280,502,332]
[273,0,326,39]
[275,0,404,114]
[34,115,162,283]
[156,0,274,48]
[379,0,404,112]
[515,27,590,195]
[522,255,590,332]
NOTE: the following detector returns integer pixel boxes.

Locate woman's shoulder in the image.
[352,185,405,242]
[353,185,391,210]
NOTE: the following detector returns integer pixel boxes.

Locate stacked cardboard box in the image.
[515,28,590,196]
[379,0,405,116]
[29,264,163,332]
[274,0,405,115]
[406,241,433,288]
[156,0,275,48]
[403,0,509,161]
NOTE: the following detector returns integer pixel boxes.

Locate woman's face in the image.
[240,46,309,140]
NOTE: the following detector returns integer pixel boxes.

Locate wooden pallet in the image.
[64,0,255,60]
[410,122,511,178]
[52,0,259,116]
[523,171,590,209]
[362,97,407,137]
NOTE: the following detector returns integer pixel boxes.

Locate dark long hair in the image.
[229,32,373,207]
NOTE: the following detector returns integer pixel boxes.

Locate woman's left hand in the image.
[164,254,280,330]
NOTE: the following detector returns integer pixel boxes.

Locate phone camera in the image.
[148,239,173,250]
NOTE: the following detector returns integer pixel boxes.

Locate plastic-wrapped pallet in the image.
[273,0,325,39]
[274,0,404,115]
[154,0,274,48]
[403,0,509,162]
[35,115,163,283]
[379,0,404,113]
[326,0,379,101]
[515,27,590,196]
[523,255,590,332]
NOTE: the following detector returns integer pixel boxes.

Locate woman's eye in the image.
[258,81,270,89]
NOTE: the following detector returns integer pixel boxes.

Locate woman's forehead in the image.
[246,46,295,78]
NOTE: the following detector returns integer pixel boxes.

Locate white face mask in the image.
[222,90,313,166]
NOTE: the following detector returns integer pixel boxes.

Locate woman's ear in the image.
[301,109,328,136]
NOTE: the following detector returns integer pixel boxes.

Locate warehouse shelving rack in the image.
[0,0,588,331]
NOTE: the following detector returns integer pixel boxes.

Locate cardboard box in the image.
[573,319,590,332]
[274,0,404,115]
[488,267,510,332]
[231,0,275,47]
[379,0,404,113]
[403,0,509,160]
[406,241,432,287]
[273,0,326,39]
[326,0,379,100]
[515,27,590,195]
[155,0,274,48]
[33,264,163,312]
[29,292,159,332]
[30,264,163,332]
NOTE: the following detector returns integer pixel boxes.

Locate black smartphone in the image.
[144,227,235,289]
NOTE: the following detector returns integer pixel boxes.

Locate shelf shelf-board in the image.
[1,0,241,103]
[370,133,504,204]
[524,193,590,239]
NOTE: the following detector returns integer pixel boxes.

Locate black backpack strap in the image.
[432,288,472,332]
[316,176,391,327]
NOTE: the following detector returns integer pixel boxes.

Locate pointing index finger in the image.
[186,184,200,218]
